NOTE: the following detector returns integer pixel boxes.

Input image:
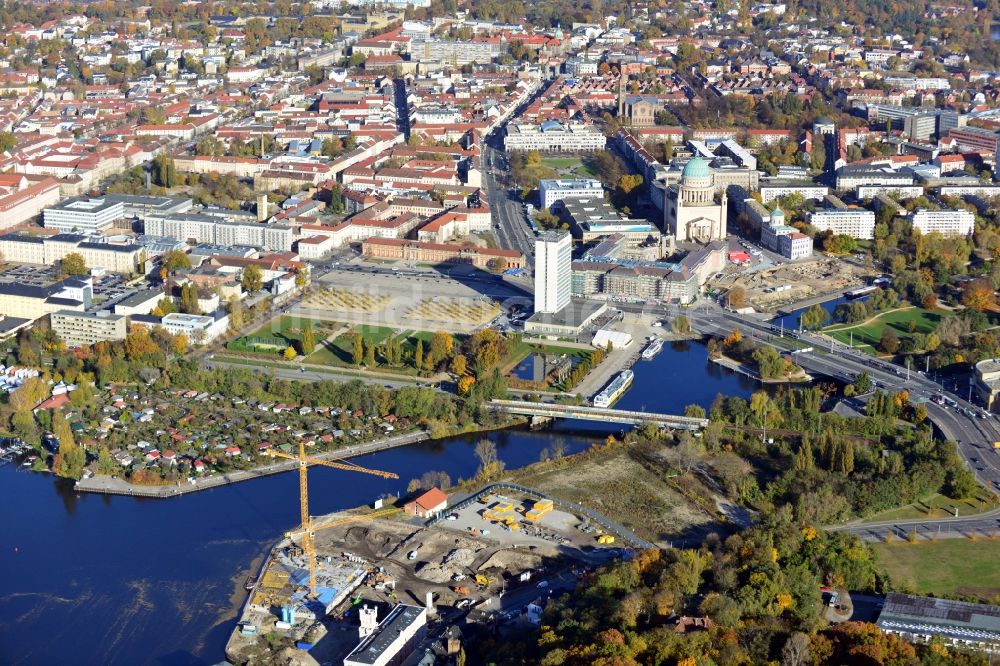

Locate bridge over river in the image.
[488,399,709,430]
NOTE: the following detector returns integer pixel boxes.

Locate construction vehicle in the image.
[597,534,616,544]
[475,574,492,587]
[452,586,470,596]
[268,440,399,596]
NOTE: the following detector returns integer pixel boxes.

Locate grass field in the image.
[540,156,600,179]
[312,324,396,365]
[232,316,332,353]
[862,492,998,522]
[824,307,944,351]
[872,540,1000,601]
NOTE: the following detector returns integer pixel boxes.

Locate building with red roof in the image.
[405,487,449,519]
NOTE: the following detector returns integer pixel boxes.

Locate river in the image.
[0,340,758,665]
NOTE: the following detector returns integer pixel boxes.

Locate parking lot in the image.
[0,263,140,312]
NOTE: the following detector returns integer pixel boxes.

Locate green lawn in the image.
[539,156,600,179]
[824,307,945,351]
[390,330,467,361]
[872,540,1000,601]
[313,324,396,365]
[862,492,998,523]
[231,316,331,353]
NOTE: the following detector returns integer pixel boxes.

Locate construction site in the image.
[224,440,630,665]
[721,257,876,311]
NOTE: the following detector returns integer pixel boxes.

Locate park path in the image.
[823,305,916,333]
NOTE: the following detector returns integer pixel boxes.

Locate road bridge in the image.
[488,399,708,430]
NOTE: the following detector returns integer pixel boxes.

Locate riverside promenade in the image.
[74,430,430,498]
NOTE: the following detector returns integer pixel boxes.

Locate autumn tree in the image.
[450,354,467,376]
[161,249,191,271]
[241,264,264,293]
[170,334,188,354]
[879,328,900,354]
[227,296,245,332]
[427,331,453,368]
[352,332,363,366]
[125,327,160,361]
[962,278,995,310]
[51,409,85,479]
[151,154,178,188]
[799,304,829,330]
[8,377,48,412]
[153,297,178,317]
[457,375,475,395]
[474,438,505,479]
[59,252,88,277]
[179,282,201,314]
[301,321,315,355]
[414,339,424,370]
[295,265,310,289]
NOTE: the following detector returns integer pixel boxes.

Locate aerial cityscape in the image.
[3,0,1000,664]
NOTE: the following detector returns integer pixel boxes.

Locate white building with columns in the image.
[664,157,728,243]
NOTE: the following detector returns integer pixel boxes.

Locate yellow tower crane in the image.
[268,440,399,596]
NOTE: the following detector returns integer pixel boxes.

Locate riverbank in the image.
[774,289,854,316]
[73,430,432,498]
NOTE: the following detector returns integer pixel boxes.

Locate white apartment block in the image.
[0,233,144,274]
[159,313,229,344]
[43,197,124,233]
[857,185,925,199]
[759,183,829,204]
[534,231,572,314]
[836,169,914,191]
[808,210,876,239]
[144,213,293,252]
[50,310,128,347]
[884,76,951,90]
[938,186,1000,197]
[539,179,605,210]
[504,121,607,153]
[410,39,502,65]
[911,209,975,236]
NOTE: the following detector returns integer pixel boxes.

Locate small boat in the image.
[244,576,257,591]
[641,339,664,360]
[593,370,634,408]
[845,285,877,299]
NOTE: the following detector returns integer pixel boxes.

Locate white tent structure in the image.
[592,329,632,350]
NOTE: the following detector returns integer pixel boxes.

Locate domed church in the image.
[664,157,727,243]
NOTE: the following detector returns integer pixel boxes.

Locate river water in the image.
[0,340,757,665]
